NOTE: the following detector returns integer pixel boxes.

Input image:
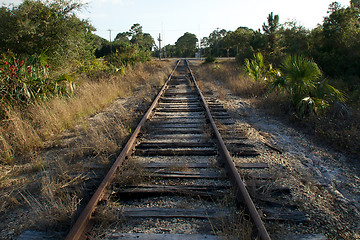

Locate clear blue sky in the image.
[1,0,351,46]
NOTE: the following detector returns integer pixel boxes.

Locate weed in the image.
[112,158,149,188]
[168,163,190,172]
[204,56,216,63]
[244,52,269,82]
[202,192,253,240]
[0,59,173,237]
[195,60,267,98]
[0,60,171,162]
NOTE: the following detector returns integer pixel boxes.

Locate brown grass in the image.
[204,192,253,240]
[18,171,82,231]
[193,59,360,156]
[0,60,171,164]
[193,60,267,98]
[112,157,150,188]
[0,59,173,238]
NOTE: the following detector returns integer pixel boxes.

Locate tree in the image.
[206,28,228,57]
[310,2,360,78]
[262,12,280,34]
[127,23,154,51]
[223,27,255,62]
[351,0,360,8]
[262,12,282,62]
[114,24,154,51]
[128,23,143,38]
[250,29,267,54]
[163,44,176,58]
[115,32,131,45]
[114,24,155,51]
[279,21,309,56]
[141,33,155,51]
[175,32,198,57]
[0,0,94,67]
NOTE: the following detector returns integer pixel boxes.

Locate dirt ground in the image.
[197,73,360,239]
[1,60,359,239]
[0,60,172,240]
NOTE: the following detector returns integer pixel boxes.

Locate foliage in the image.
[106,43,151,68]
[129,24,155,51]
[262,12,280,34]
[243,52,270,82]
[0,51,76,118]
[162,44,177,58]
[227,27,255,62]
[97,24,154,60]
[202,29,228,57]
[0,50,74,112]
[175,32,198,57]
[0,0,95,68]
[351,0,360,8]
[310,2,360,78]
[204,56,216,63]
[262,12,282,63]
[78,59,112,78]
[279,21,309,56]
[93,35,111,58]
[270,55,345,115]
[114,23,155,52]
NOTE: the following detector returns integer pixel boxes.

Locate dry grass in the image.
[216,211,253,240]
[204,193,253,240]
[0,59,173,238]
[18,171,82,231]
[193,59,360,156]
[111,157,151,188]
[0,60,171,164]
[193,60,267,98]
[167,163,190,172]
[67,111,130,161]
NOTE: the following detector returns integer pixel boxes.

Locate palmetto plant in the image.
[271,55,345,115]
[244,52,268,82]
[280,55,321,103]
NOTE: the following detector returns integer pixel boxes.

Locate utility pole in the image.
[158,33,162,60]
[108,29,112,54]
[199,38,202,59]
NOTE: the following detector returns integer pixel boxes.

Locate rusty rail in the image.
[65,60,180,240]
[185,59,271,240]
[66,59,270,240]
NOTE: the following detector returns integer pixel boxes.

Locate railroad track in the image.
[66,59,270,240]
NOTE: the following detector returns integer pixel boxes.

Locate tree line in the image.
[0,0,155,114]
[164,1,359,108]
[1,0,359,111]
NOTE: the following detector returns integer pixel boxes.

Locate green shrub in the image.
[0,0,94,69]
[78,59,112,78]
[204,55,216,63]
[0,50,74,112]
[270,55,345,115]
[243,52,270,82]
[106,44,151,68]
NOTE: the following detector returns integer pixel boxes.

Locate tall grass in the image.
[194,59,359,155]
[0,60,172,235]
[195,60,267,97]
[0,60,171,164]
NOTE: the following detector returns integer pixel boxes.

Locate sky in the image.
[1,0,351,46]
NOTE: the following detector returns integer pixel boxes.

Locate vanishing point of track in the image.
[66,59,271,240]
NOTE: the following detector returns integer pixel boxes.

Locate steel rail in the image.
[185,59,271,240]
[65,60,180,240]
